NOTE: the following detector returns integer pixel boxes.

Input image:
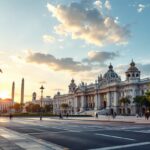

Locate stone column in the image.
[80,95,85,112]
[74,97,78,114]
[94,93,101,110]
[114,92,118,112]
[106,92,110,109]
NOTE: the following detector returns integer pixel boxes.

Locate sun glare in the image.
[0,90,9,99]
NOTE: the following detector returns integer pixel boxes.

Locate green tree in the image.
[61,103,69,114]
[32,104,40,112]
[133,96,145,114]
[119,96,131,114]
[13,103,21,112]
[44,104,53,113]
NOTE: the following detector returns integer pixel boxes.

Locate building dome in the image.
[102,63,121,85]
[127,60,139,72]
[126,60,140,81]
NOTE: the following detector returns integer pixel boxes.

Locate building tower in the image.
[20,78,24,108]
[32,92,37,102]
[125,60,140,81]
[68,79,77,93]
[11,81,15,102]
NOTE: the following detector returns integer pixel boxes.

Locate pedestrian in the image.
[9,113,13,120]
[66,113,69,118]
[145,111,150,120]
[59,113,62,119]
[95,113,98,119]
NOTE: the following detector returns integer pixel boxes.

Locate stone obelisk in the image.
[11,81,15,102]
[20,78,24,111]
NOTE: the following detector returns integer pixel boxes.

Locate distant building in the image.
[0,98,13,113]
[32,92,53,106]
[53,60,150,115]
[25,92,53,110]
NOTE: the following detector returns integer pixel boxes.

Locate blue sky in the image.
[0,0,150,101]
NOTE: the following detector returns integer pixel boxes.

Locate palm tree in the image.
[119,96,131,115]
[133,96,145,114]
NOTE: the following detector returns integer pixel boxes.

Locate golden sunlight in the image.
[0,90,9,99]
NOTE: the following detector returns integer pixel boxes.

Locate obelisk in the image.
[20,78,24,110]
[11,81,15,102]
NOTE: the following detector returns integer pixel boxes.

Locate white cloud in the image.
[137,4,145,13]
[94,0,102,9]
[42,34,55,43]
[47,1,130,46]
[104,0,111,10]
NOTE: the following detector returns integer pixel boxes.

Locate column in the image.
[80,95,85,112]
[106,92,110,109]
[94,94,101,110]
[74,97,78,114]
[114,92,118,112]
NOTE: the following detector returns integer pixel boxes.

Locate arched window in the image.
[132,73,135,77]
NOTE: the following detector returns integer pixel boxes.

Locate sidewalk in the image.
[61,115,150,124]
[0,127,64,150]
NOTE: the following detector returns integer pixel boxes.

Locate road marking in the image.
[90,142,150,150]
[95,133,135,141]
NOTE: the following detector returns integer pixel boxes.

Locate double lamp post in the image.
[40,85,44,121]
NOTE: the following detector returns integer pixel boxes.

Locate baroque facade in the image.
[53,60,150,115]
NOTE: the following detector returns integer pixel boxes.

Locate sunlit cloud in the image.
[42,34,55,43]
[26,51,92,73]
[83,51,119,64]
[47,1,130,46]
[104,0,111,11]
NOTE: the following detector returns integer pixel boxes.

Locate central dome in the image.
[102,63,121,84]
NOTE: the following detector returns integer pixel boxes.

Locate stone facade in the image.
[53,60,150,115]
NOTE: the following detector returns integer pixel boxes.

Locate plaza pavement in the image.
[0,116,150,150]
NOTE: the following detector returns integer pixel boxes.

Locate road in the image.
[0,117,150,150]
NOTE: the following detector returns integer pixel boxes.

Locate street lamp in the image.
[40,85,44,121]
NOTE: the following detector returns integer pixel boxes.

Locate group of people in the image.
[59,113,69,119]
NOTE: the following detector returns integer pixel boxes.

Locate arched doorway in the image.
[119,108,121,115]
[104,101,107,108]
[127,108,131,115]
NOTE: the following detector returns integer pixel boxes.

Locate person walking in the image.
[9,113,13,120]
[95,113,98,119]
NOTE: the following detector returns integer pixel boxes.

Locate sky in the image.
[0,0,150,102]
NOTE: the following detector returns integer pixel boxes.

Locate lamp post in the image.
[40,85,44,121]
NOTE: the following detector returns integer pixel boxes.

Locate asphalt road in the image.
[0,117,150,150]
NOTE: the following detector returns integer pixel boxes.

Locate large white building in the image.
[53,61,150,115]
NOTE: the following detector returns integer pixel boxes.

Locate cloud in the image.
[26,52,91,73]
[105,0,111,10]
[83,51,119,64]
[137,4,145,13]
[94,0,102,9]
[47,1,130,46]
[42,34,55,43]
